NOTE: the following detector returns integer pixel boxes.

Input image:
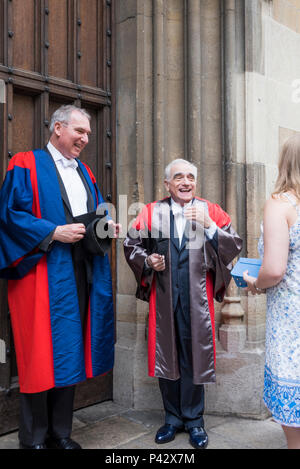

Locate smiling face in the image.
[164,162,197,206]
[51,110,91,159]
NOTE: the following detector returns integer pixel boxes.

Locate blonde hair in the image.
[272,134,300,202]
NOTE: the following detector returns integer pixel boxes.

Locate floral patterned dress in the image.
[258,193,300,427]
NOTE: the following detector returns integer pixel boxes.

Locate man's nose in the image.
[81,133,89,144]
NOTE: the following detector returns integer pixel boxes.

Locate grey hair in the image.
[164,159,197,181]
[49,105,91,134]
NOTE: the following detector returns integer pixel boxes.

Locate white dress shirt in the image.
[47,142,88,217]
[171,199,190,245]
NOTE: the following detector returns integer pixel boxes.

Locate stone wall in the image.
[272,0,300,33]
[113,0,300,418]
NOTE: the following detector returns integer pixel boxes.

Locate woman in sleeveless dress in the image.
[244,134,300,449]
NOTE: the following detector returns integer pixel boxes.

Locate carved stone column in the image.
[153,0,167,200]
[219,0,246,352]
[186,0,201,169]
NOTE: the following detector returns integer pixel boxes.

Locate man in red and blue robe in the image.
[0,105,117,449]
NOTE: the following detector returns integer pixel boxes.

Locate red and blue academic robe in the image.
[124,197,242,384]
[0,150,114,393]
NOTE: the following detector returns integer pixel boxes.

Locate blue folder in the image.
[231,257,262,288]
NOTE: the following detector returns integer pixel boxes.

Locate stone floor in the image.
[0,400,288,450]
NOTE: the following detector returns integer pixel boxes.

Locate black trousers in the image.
[18,249,89,446]
[158,300,205,430]
[19,386,75,445]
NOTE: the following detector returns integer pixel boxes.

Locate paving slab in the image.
[0,431,18,450]
[72,415,149,450]
[209,417,286,450]
[121,409,165,429]
[74,401,125,425]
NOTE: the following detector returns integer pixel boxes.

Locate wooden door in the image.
[0,0,115,435]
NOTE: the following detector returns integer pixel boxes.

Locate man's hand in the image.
[52,223,86,243]
[184,205,212,229]
[107,220,122,239]
[146,253,165,272]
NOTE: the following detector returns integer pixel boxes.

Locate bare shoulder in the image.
[264,195,291,214]
[264,195,297,229]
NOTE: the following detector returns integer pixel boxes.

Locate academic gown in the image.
[124,197,242,384]
[0,150,114,393]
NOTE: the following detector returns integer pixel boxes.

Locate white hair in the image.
[49,105,91,134]
[164,159,197,181]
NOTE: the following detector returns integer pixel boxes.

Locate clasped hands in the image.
[184,205,212,229]
[147,205,212,272]
[52,219,122,243]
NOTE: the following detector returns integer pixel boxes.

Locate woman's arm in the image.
[244,197,290,294]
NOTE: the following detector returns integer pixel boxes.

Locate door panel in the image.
[48,0,70,80]
[12,0,38,72]
[0,0,115,435]
[12,92,35,154]
[79,0,103,88]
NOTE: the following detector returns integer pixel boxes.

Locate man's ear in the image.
[164,179,170,193]
[54,121,62,137]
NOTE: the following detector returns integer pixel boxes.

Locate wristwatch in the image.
[253,281,264,293]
